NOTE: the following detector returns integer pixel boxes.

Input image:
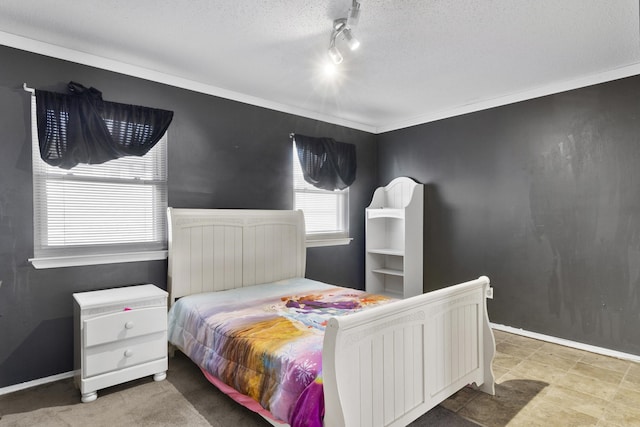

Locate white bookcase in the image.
[366,177,424,298]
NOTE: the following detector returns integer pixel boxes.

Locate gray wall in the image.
[0,45,378,387]
[378,76,640,355]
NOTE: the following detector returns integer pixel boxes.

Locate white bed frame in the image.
[167,208,495,427]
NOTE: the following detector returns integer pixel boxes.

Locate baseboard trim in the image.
[0,370,75,396]
[491,323,640,363]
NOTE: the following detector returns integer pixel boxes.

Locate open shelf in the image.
[367,208,404,220]
[378,289,403,299]
[367,248,404,256]
[372,268,404,277]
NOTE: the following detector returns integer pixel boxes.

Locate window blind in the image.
[30,97,168,265]
[293,145,348,238]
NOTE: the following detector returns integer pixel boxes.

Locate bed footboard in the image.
[322,276,495,427]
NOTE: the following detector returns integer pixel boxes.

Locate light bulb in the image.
[324,61,338,77]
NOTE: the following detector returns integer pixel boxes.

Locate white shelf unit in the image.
[366,177,424,299]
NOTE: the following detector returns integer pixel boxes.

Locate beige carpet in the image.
[0,375,210,427]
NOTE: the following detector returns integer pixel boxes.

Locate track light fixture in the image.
[328,0,361,65]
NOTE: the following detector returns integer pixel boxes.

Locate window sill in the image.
[29,250,168,269]
[305,237,353,248]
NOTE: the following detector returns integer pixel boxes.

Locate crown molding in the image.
[376,62,640,133]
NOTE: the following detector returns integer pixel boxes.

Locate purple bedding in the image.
[167,278,394,426]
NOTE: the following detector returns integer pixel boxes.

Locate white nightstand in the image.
[73,284,168,403]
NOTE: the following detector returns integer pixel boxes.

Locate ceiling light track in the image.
[328,0,361,65]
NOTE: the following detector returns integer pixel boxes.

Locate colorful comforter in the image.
[167,278,394,426]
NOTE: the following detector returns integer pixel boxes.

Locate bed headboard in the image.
[167,208,306,305]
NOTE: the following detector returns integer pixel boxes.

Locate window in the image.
[293,144,351,247]
[29,96,168,268]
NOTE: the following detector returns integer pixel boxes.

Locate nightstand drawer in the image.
[84,332,167,377]
[84,307,166,347]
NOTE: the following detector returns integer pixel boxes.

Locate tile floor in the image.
[441,330,640,426]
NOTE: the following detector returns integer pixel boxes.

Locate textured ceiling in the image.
[1,0,640,133]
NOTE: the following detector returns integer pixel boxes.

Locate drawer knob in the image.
[124,349,133,357]
[125,321,134,329]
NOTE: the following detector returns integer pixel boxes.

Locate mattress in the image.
[167,277,395,426]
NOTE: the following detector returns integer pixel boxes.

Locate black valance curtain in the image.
[35,81,174,169]
[293,134,356,191]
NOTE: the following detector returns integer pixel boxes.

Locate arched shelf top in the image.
[367,177,422,210]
